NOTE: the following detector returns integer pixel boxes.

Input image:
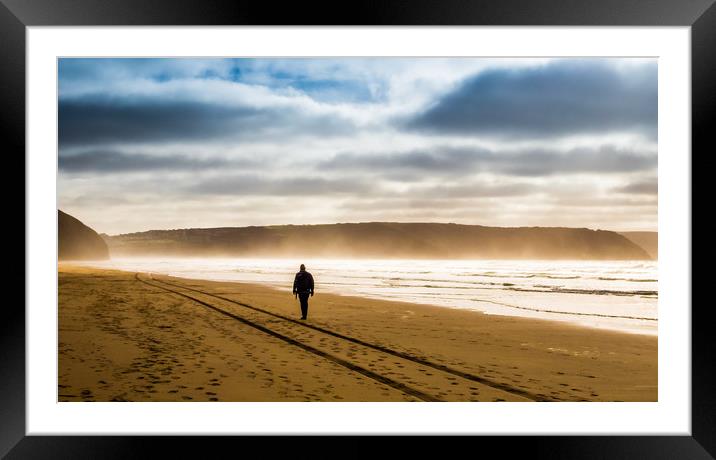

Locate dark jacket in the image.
[293,270,315,295]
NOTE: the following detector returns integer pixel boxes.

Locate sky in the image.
[58,58,657,235]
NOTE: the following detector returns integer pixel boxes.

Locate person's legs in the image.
[299,293,309,319]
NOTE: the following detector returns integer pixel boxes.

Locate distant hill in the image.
[105,222,651,260]
[619,231,658,259]
[58,210,110,260]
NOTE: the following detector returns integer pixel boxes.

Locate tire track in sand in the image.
[135,274,553,401]
[136,274,441,401]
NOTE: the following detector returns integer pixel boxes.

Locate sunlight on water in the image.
[83,258,658,336]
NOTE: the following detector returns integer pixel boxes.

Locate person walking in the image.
[292,264,315,320]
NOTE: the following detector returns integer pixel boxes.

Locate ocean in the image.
[83,258,658,335]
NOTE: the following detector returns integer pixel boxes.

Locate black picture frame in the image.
[5,0,714,457]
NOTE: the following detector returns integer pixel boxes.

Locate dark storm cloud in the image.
[59,150,237,173]
[613,179,658,195]
[58,95,355,148]
[407,61,657,138]
[187,174,376,197]
[320,146,656,178]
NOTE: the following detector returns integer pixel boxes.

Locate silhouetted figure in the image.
[292,264,314,320]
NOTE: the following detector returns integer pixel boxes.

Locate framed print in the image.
[5,0,714,457]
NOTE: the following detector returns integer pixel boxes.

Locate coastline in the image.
[72,257,659,336]
[58,263,657,402]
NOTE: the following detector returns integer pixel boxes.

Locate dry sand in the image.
[58,264,657,402]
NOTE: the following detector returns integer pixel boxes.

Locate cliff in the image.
[105,222,651,260]
[59,210,110,260]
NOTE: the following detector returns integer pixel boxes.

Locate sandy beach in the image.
[58,263,657,402]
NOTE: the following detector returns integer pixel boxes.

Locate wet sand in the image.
[58,264,657,402]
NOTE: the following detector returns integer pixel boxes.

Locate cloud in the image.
[59,150,237,173]
[320,145,656,177]
[58,95,356,148]
[57,58,659,233]
[496,147,656,176]
[407,60,657,139]
[59,58,388,104]
[320,148,487,175]
[406,182,537,199]
[186,174,376,197]
[59,58,237,85]
[613,179,658,195]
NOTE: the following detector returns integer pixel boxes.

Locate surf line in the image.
[135,273,442,402]
[148,274,549,402]
[471,298,657,321]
